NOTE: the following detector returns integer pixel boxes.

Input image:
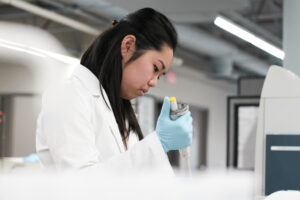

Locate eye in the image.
[154,65,159,72]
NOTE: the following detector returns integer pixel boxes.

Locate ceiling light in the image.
[0,39,79,64]
[214,15,285,60]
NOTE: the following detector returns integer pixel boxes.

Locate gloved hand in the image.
[156,96,193,153]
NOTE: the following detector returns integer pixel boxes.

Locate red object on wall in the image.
[0,110,3,123]
[167,70,176,84]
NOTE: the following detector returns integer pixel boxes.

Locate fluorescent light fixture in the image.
[31,47,79,65]
[214,15,285,60]
[0,39,79,64]
[0,41,46,58]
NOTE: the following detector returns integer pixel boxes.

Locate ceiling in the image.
[0,0,283,81]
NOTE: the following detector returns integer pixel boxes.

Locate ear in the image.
[121,35,136,63]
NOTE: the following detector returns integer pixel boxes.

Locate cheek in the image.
[129,63,153,84]
[135,67,153,86]
[122,67,148,89]
[137,68,152,81]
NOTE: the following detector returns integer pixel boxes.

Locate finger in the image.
[179,111,191,120]
[188,115,193,122]
[159,96,170,118]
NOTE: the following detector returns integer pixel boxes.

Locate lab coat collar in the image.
[72,64,101,96]
[72,64,112,110]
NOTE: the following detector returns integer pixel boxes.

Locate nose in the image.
[148,76,158,87]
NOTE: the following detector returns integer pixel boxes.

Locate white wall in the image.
[8,95,41,156]
[0,21,68,55]
[0,64,35,94]
[0,58,71,156]
[150,65,237,168]
[0,22,73,156]
[283,0,300,75]
[0,60,72,157]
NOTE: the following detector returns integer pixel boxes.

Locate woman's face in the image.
[120,43,173,100]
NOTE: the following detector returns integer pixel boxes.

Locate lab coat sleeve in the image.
[101,132,174,176]
[39,82,173,175]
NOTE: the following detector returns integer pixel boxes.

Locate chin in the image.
[121,95,136,100]
[128,96,137,100]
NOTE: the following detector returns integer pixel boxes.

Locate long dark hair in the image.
[80,8,177,145]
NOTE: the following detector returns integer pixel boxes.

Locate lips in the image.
[138,89,148,96]
[138,90,144,96]
[141,89,148,93]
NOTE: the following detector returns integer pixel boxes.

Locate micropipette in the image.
[170,97,192,176]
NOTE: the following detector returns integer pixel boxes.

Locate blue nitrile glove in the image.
[23,153,40,163]
[156,96,193,153]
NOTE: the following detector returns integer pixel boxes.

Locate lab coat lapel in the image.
[72,64,125,153]
[99,86,126,153]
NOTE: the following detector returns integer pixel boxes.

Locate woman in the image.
[36,8,193,173]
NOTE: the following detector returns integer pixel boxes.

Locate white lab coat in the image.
[36,63,173,174]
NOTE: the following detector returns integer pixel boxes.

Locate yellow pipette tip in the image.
[170,97,176,102]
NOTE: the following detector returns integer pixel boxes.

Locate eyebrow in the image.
[158,60,166,70]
